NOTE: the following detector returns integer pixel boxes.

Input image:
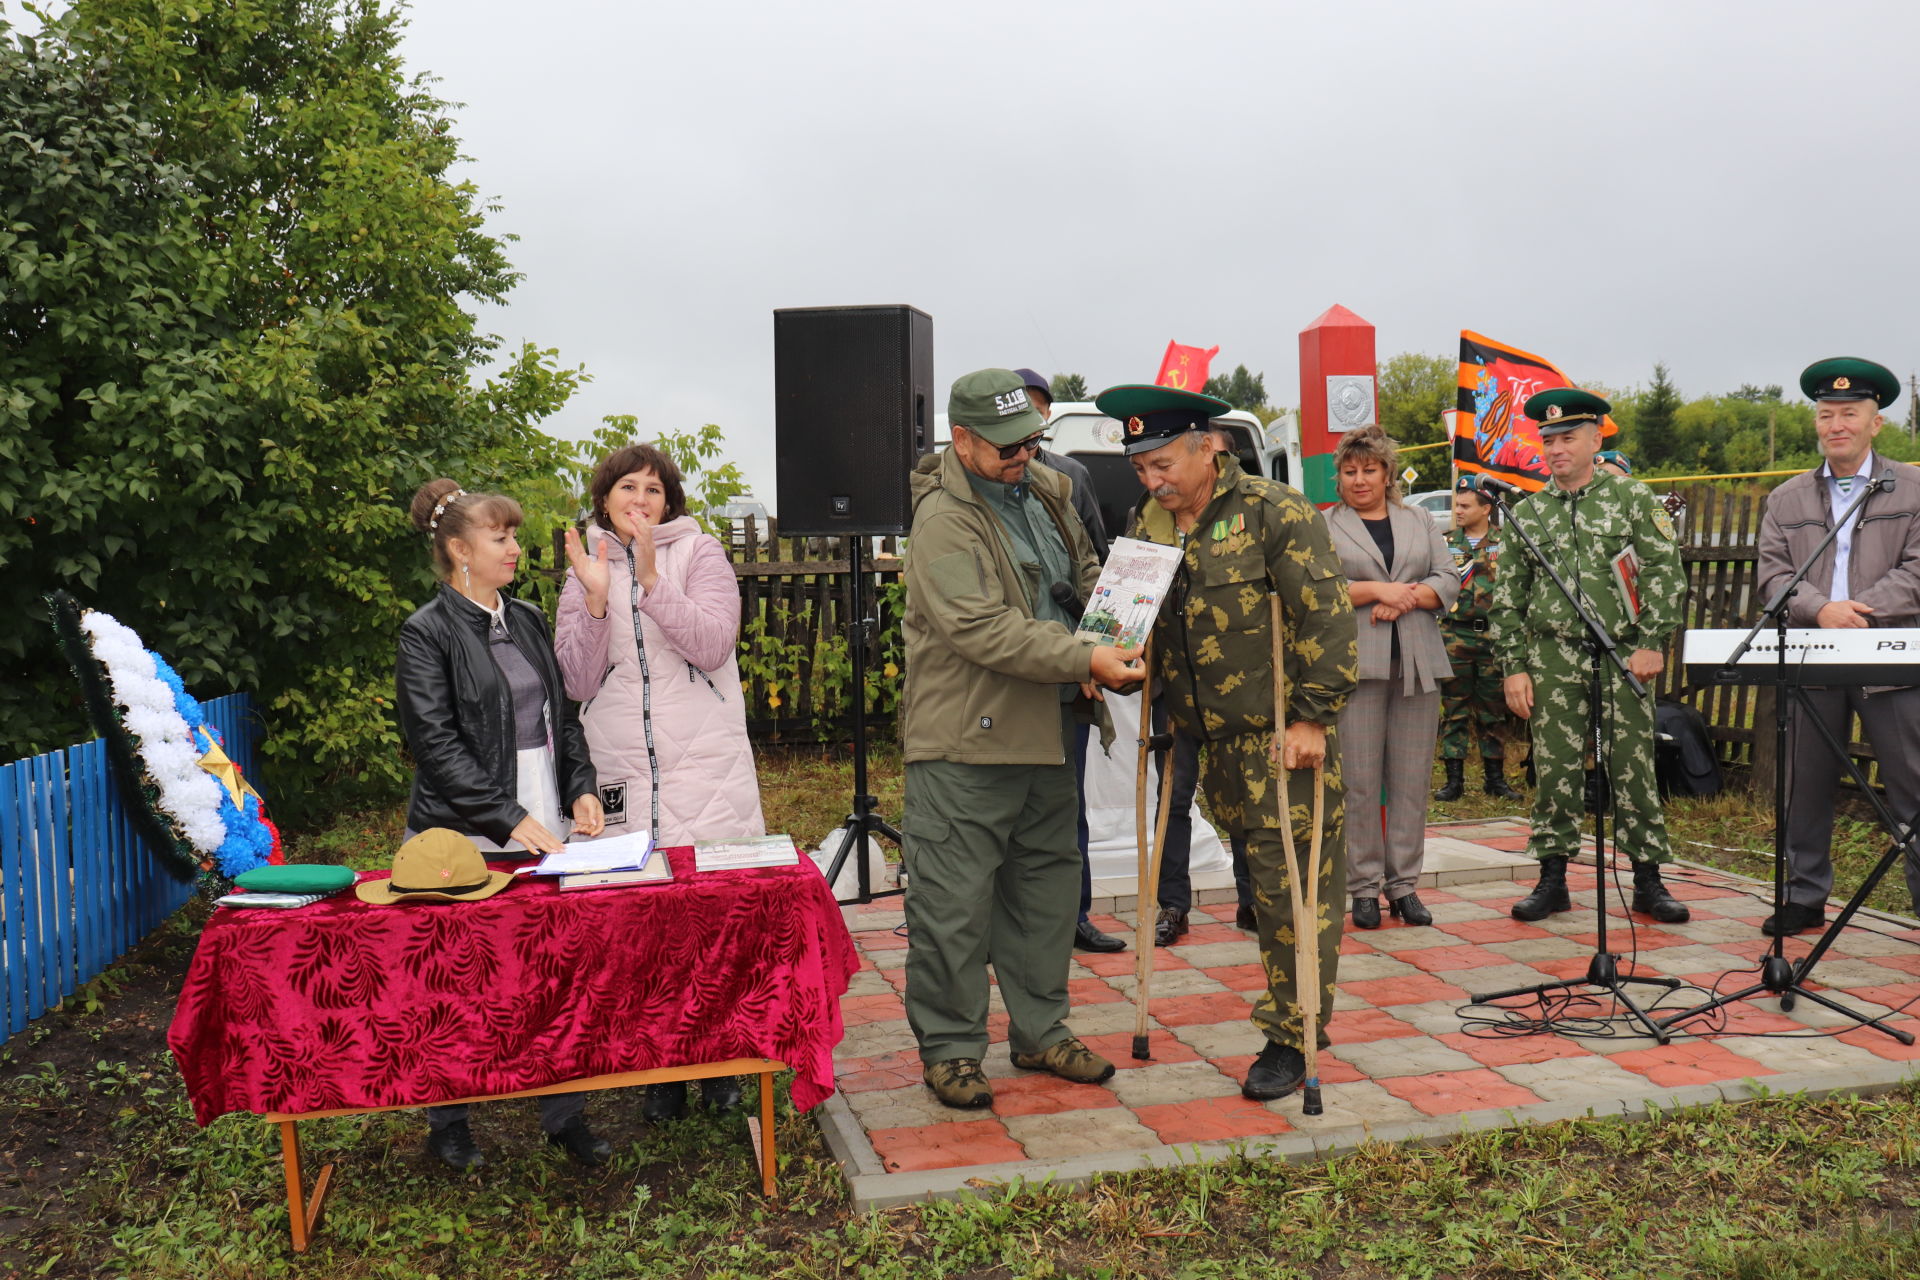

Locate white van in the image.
[936,403,1300,544]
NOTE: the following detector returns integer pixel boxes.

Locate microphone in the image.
[1465,472,1524,499]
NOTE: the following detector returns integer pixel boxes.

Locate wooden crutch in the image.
[1130,637,1177,1061]
[1270,595,1326,1115]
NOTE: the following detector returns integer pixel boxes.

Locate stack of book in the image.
[517,831,669,891]
[693,834,801,873]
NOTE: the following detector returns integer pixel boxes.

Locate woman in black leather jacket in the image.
[393,478,610,1169]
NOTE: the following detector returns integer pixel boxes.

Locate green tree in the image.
[1376,352,1454,489]
[1627,362,1684,470]
[1049,373,1089,403]
[1202,364,1267,412]
[4,3,581,821]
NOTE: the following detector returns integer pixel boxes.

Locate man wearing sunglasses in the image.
[900,368,1143,1111]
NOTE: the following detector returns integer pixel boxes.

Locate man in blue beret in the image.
[1755,358,1920,934]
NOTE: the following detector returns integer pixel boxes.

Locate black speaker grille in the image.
[774,305,933,536]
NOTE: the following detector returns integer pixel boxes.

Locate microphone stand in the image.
[1466,480,1680,1044]
[1660,474,1914,1043]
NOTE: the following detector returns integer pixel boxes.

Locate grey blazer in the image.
[1326,503,1459,695]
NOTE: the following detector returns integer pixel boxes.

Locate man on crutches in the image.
[1103,383,1358,1102]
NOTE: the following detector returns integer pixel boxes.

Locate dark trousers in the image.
[1784,684,1920,912]
[427,1092,584,1134]
[1075,721,1093,921]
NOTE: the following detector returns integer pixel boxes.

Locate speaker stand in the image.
[823,535,903,902]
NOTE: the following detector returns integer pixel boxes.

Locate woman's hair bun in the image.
[408,478,464,534]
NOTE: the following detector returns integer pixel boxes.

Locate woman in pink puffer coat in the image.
[555,443,767,1123]
[555,443,766,846]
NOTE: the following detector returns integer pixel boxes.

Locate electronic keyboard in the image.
[1683,628,1920,685]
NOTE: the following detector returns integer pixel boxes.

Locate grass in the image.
[5,746,1919,1278]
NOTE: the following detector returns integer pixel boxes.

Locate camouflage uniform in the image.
[1489,472,1684,864]
[1132,455,1359,1051]
[1438,526,1508,763]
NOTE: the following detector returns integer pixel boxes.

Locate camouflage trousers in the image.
[1199,728,1345,1052]
[1438,635,1506,762]
[1524,637,1672,865]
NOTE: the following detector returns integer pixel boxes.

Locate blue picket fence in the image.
[0,692,260,1039]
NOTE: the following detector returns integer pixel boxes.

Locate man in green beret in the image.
[1755,358,1920,935]
[1114,382,1359,1101]
[1436,478,1522,802]
[900,369,1143,1109]
[1489,387,1691,924]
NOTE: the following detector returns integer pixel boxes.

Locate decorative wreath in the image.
[48,592,282,884]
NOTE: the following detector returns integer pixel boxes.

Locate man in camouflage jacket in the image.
[1105,383,1358,1102]
[1488,388,1689,925]
[1436,481,1523,802]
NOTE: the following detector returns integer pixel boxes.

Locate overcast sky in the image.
[390,0,1916,503]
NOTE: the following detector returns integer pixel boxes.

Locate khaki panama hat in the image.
[354,828,513,905]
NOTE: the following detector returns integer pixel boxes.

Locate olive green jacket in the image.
[1130,455,1359,740]
[1489,471,1685,673]
[901,447,1109,765]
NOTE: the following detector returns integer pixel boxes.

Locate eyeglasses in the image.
[993,433,1049,461]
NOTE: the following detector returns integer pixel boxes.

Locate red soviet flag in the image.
[1155,341,1219,392]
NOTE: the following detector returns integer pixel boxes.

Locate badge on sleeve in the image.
[1652,507,1678,542]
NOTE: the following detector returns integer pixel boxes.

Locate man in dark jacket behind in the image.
[1755,357,1920,935]
[900,368,1140,1110]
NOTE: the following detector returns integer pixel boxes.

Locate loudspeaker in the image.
[774,304,934,536]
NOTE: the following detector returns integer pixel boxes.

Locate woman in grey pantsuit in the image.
[1324,428,1458,929]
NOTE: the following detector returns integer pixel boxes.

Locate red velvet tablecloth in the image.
[168,848,858,1125]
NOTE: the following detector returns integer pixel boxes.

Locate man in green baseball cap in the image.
[1111,380,1361,1102]
[1489,386,1691,926]
[1755,357,1920,935]
[899,368,1143,1109]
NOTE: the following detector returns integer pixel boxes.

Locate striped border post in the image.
[1297,304,1378,507]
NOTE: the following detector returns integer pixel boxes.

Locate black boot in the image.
[1511,856,1571,921]
[1351,897,1381,929]
[1631,862,1691,924]
[1434,758,1465,802]
[1482,757,1522,801]
[642,1081,687,1123]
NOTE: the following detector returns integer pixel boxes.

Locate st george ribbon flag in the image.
[1453,331,1617,492]
[1156,341,1219,391]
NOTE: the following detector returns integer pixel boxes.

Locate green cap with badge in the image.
[1800,357,1900,408]
[1093,384,1234,456]
[1523,387,1611,436]
[948,368,1046,446]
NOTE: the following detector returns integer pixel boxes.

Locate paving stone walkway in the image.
[814,818,1920,1207]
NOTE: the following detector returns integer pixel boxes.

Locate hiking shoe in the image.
[1241,1041,1306,1101]
[546,1114,612,1167]
[1010,1035,1116,1084]
[923,1058,994,1109]
[425,1118,485,1171]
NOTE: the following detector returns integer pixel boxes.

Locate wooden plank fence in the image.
[521,490,1873,777]
[1,693,260,1038]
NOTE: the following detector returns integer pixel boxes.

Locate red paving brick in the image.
[1134,1094,1296,1144]
[1715,936,1814,962]
[1606,1041,1775,1086]
[836,1048,923,1093]
[1339,934,1377,956]
[1437,1030,1591,1067]
[1836,1017,1920,1060]
[989,1072,1123,1116]
[1325,1007,1425,1043]
[1068,976,1127,1004]
[867,1118,1027,1172]
[1379,1068,1541,1116]
[1481,836,1532,852]
[877,965,910,993]
[1081,1030,1203,1068]
[1872,952,1920,977]
[1395,943,1515,973]
[1076,948,1193,977]
[1181,922,1250,946]
[1338,973,1471,1006]
[840,993,908,1026]
[1204,963,1271,992]
[1153,991,1265,1027]
[1436,917,1556,945]
[853,929,909,951]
